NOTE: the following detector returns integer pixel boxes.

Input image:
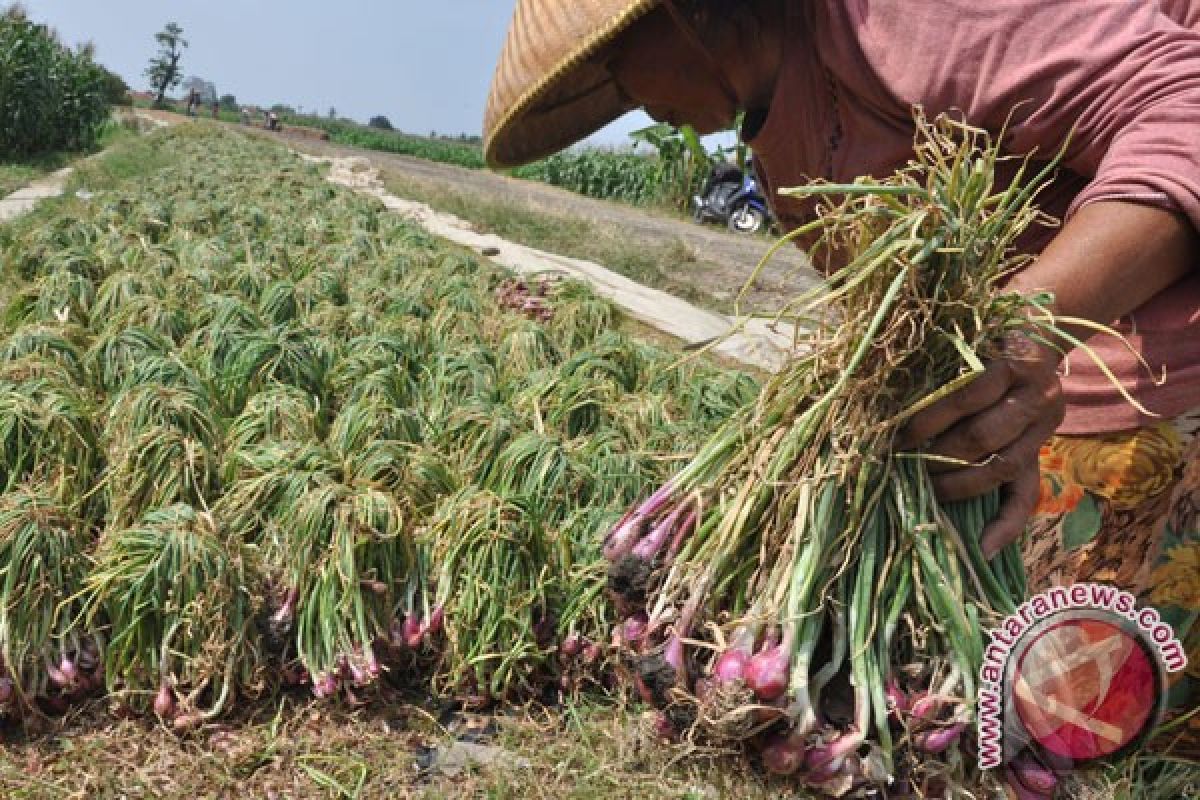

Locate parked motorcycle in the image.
[691,163,771,235]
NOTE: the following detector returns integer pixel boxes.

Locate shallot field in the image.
[0,124,1191,800]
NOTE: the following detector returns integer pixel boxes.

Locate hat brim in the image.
[484,1,659,169]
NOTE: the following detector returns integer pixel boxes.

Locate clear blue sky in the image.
[22,0,673,147]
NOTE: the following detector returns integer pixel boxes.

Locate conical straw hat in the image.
[483,0,660,169]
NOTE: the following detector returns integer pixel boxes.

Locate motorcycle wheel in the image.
[728,205,766,235]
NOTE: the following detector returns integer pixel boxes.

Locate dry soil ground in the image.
[269,132,819,313]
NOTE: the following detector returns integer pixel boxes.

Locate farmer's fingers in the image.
[980,464,1040,559]
[925,382,1064,474]
[930,429,1044,501]
[898,360,1014,449]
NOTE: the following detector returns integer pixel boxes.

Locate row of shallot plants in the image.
[0,126,757,723]
[602,115,1119,797]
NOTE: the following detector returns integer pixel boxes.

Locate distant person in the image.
[185,89,198,118]
[240,107,251,125]
[211,100,219,119]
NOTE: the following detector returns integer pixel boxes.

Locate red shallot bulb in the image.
[650,711,676,742]
[1010,751,1059,795]
[621,612,649,646]
[915,721,966,754]
[745,642,789,701]
[560,633,582,659]
[153,684,176,718]
[403,614,424,648]
[713,646,751,685]
[761,729,808,775]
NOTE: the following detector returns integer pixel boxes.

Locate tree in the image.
[180,75,216,105]
[327,106,337,120]
[368,115,393,131]
[97,64,131,106]
[219,93,238,112]
[145,22,187,107]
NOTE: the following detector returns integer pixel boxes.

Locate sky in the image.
[20,0,668,148]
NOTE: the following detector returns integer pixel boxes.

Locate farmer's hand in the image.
[899,333,1064,558]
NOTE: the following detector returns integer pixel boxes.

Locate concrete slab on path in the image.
[0,167,73,223]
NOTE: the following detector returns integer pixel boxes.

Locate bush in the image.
[0,7,111,157]
[98,65,131,106]
[367,115,394,131]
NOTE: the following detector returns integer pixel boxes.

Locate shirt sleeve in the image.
[849,0,1200,231]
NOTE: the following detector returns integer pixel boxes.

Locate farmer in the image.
[484,0,1199,700]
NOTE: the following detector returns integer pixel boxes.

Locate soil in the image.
[269,133,820,312]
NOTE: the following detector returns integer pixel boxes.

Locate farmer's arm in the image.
[883,0,1200,552]
[903,202,1197,556]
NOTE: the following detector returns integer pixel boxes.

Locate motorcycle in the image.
[691,163,771,235]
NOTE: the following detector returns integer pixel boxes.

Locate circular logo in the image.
[1011,612,1162,763]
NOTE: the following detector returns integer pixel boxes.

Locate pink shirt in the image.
[750,0,1200,434]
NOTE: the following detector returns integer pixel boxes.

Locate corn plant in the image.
[0,8,110,157]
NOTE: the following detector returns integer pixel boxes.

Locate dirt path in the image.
[272,134,818,311]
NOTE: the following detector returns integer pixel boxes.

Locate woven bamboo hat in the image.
[483,0,661,169]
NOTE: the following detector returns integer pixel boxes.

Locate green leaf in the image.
[1062,492,1103,551]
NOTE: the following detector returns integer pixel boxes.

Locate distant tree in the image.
[219,93,237,111]
[145,22,187,107]
[327,106,337,120]
[180,75,216,105]
[368,115,393,131]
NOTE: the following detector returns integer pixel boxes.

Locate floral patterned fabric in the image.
[1025,408,1200,735]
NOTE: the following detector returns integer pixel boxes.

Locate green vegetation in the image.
[0,6,112,158]
[281,112,715,210]
[133,102,721,213]
[284,114,486,168]
[513,149,664,205]
[0,163,39,197]
[0,117,133,197]
[513,123,713,210]
[60,120,174,191]
[0,125,755,729]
